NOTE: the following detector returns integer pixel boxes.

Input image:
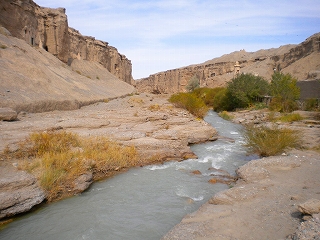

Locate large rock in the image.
[0,167,45,219]
[0,108,17,121]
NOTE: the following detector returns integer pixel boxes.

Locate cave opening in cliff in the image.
[44,45,48,51]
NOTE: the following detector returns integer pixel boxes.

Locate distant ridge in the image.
[135,33,320,94]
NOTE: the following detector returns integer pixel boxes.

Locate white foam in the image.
[145,164,170,171]
[230,131,239,135]
[175,187,204,202]
[197,156,213,163]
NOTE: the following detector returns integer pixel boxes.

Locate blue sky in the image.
[36,0,320,79]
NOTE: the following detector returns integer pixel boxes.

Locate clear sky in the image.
[35,0,320,79]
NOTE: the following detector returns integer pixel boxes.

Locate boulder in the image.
[0,168,45,219]
[298,199,320,215]
[73,172,93,192]
[0,108,18,121]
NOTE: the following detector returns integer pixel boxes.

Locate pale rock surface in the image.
[0,165,45,219]
[0,108,17,121]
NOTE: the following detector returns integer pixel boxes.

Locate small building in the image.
[234,61,240,77]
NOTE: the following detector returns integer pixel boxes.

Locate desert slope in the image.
[0,32,135,112]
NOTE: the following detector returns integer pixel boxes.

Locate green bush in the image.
[193,87,226,107]
[269,72,300,112]
[244,125,301,157]
[225,73,270,111]
[169,92,208,118]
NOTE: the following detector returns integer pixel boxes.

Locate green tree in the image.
[186,75,200,92]
[269,72,300,112]
[225,73,270,111]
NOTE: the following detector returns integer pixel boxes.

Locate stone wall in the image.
[0,0,132,83]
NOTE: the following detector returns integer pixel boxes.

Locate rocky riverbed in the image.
[0,93,217,220]
[1,98,320,239]
[162,109,320,240]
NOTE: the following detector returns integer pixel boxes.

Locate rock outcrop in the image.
[0,166,45,219]
[0,108,17,121]
[0,33,135,112]
[0,0,132,84]
[135,33,320,94]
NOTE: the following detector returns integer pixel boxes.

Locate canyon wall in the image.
[0,0,132,83]
[135,33,320,94]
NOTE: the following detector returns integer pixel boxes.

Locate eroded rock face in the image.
[0,167,45,219]
[0,0,132,83]
[135,33,320,94]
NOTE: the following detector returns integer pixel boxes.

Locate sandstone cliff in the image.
[0,32,135,112]
[0,0,132,84]
[135,33,320,94]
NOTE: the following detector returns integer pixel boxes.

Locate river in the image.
[0,111,255,240]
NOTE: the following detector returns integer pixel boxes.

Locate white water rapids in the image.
[0,111,257,240]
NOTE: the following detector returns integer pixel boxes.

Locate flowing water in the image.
[0,111,255,240]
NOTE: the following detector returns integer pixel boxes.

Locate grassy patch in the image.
[5,131,138,201]
[277,113,303,122]
[0,44,7,49]
[243,125,301,157]
[168,92,208,118]
[218,111,233,121]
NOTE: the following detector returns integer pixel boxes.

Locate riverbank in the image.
[0,93,217,220]
[162,109,320,240]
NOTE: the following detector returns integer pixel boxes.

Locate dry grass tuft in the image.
[4,131,138,201]
[218,111,233,121]
[243,125,302,157]
[148,104,161,111]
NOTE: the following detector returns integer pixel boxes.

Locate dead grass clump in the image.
[148,104,161,111]
[244,125,301,157]
[7,131,138,201]
[128,97,144,105]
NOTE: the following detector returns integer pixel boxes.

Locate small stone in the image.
[191,170,202,175]
[208,178,217,184]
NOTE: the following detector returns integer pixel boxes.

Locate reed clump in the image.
[243,125,301,157]
[5,131,138,201]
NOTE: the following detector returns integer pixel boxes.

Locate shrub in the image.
[9,131,138,201]
[193,87,226,107]
[186,75,200,92]
[304,98,318,111]
[212,88,229,112]
[218,111,233,120]
[269,72,300,112]
[169,92,208,118]
[243,125,301,157]
[277,113,303,122]
[225,73,270,111]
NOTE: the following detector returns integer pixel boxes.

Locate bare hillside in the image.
[0,32,135,112]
